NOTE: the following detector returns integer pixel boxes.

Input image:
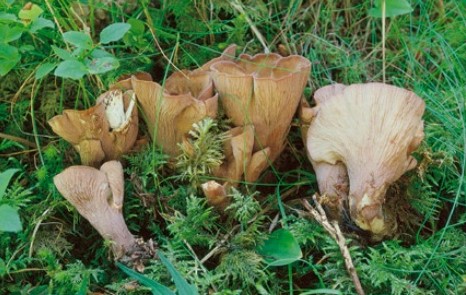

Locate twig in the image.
[302,195,365,295]
[231,0,269,53]
[0,132,37,148]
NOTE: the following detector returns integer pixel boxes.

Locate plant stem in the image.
[382,0,386,83]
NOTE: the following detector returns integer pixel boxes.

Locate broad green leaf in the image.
[128,18,145,35]
[0,44,20,76]
[29,17,54,33]
[18,3,43,22]
[0,205,22,232]
[35,62,57,79]
[54,60,87,80]
[0,24,24,43]
[0,169,18,200]
[91,48,113,58]
[158,251,198,295]
[100,22,131,44]
[0,12,18,22]
[117,262,175,295]
[51,45,74,60]
[63,31,93,49]
[86,56,119,74]
[257,229,302,266]
[369,0,413,18]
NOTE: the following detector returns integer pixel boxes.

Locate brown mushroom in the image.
[209,49,311,182]
[201,180,230,211]
[130,70,218,156]
[48,88,138,167]
[304,83,425,235]
[54,161,135,258]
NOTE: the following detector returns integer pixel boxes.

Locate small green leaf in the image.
[128,18,145,35]
[0,169,18,200]
[86,56,119,74]
[0,44,20,76]
[117,262,175,295]
[35,62,57,79]
[0,24,24,43]
[18,3,43,22]
[29,17,54,33]
[54,60,87,80]
[0,12,18,22]
[63,31,93,49]
[0,205,22,232]
[51,45,74,60]
[100,22,131,44]
[257,229,302,266]
[91,48,113,58]
[158,251,198,295]
[369,0,413,18]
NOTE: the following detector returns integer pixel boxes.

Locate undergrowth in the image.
[0,0,465,294]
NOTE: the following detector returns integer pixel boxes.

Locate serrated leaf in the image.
[0,44,20,76]
[0,24,24,43]
[63,31,93,49]
[86,56,119,74]
[117,262,175,295]
[54,60,87,79]
[158,251,198,295]
[0,205,22,232]
[0,169,18,200]
[18,3,43,22]
[257,229,302,266]
[35,62,57,79]
[369,0,413,18]
[51,45,74,60]
[29,17,54,33]
[100,22,131,44]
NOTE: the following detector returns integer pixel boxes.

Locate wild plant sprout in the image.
[176,117,227,187]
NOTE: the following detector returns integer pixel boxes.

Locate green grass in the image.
[0,0,465,294]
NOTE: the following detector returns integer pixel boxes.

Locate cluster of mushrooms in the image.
[51,44,425,261]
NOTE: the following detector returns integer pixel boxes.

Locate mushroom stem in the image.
[54,161,136,258]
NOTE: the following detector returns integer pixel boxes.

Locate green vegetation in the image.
[1,0,465,294]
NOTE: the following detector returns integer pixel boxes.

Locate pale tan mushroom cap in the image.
[306,83,425,233]
[210,53,311,162]
[53,161,135,257]
[48,88,139,166]
[131,72,218,156]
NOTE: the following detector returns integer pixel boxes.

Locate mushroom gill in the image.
[305,83,425,235]
[209,48,311,182]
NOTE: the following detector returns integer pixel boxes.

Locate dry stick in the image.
[231,0,270,53]
[0,132,37,148]
[302,195,365,295]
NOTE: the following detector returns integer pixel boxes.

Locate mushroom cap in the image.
[210,52,311,162]
[53,161,135,257]
[130,72,218,156]
[48,87,139,166]
[306,83,425,234]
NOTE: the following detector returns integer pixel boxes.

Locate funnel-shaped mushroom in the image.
[210,50,311,182]
[305,83,425,234]
[54,161,135,258]
[130,70,218,156]
[48,88,138,167]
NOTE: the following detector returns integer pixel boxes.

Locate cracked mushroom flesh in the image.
[48,89,138,167]
[209,49,311,182]
[53,161,135,258]
[305,83,425,235]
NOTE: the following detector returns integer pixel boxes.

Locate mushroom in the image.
[209,49,311,182]
[201,180,230,211]
[304,83,425,235]
[48,88,138,167]
[54,161,136,258]
[130,70,218,156]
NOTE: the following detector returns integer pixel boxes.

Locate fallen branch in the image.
[302,194,365,295]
